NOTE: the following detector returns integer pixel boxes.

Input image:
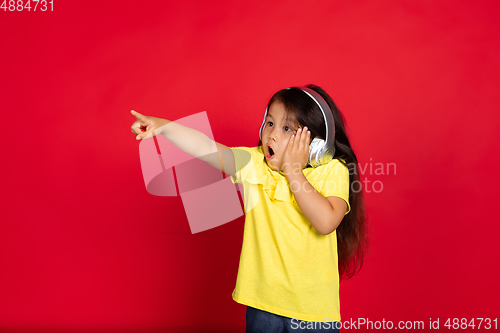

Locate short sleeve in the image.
[315,160,351,215]
[229,147,254,184]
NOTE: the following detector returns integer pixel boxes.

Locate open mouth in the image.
[266,146,275,159]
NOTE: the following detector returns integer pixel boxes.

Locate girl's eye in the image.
[284,126,291,132]
[267,121,274,127]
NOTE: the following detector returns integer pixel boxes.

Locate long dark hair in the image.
[263,84,368,280]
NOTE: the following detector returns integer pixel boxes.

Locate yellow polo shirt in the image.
[230,146,350,322]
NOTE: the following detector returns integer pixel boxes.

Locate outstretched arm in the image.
[130,110,236,177]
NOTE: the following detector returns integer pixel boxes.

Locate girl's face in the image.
[261,102,300,172]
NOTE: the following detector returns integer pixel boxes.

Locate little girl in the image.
[131,85,367,332]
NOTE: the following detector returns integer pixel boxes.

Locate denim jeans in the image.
[246,306,340,333]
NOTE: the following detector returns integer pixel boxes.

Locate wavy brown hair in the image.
[261,84,369,280]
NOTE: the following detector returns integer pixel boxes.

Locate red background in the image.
[1,1,499,332]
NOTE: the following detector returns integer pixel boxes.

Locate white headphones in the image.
[259,87,336,168]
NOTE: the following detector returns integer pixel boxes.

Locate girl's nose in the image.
[268,128,278,141]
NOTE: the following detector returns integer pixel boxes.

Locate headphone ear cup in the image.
[309,137,326,167]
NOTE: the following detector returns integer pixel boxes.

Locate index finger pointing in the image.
[131,110,146,120]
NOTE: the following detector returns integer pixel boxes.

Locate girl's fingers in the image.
[131,123,141,135]
[293,128,303,149]
[131,121,147,135]
[137,129,153,140]
[131,110,149,124]
[136,126,163,140]
[134,127,145,140]
[287,133,295,151]
[305,128,311,151]
[300,127,308,151]
[298,128,305,148]
[131,110,154,139]
[131,110,144,119]
[296,127,308,152]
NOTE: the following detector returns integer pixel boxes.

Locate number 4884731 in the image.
[1,0,53,11]
[444,318,498,330]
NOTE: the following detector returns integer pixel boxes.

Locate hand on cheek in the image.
[282,127,311,176]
